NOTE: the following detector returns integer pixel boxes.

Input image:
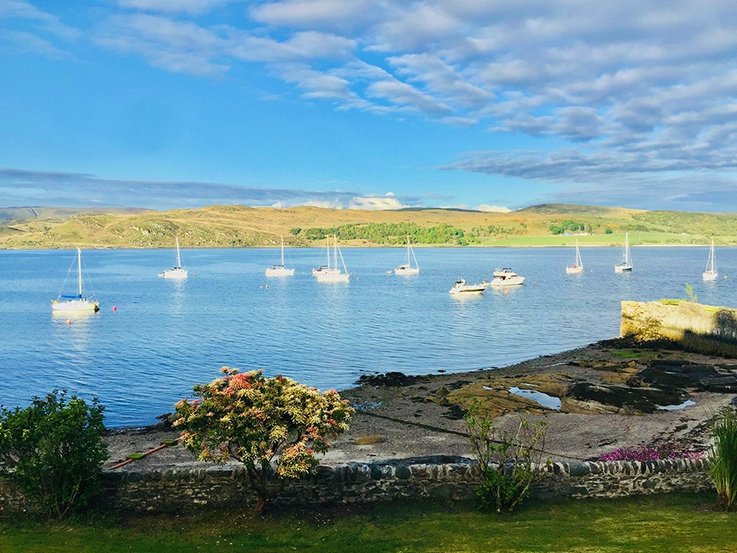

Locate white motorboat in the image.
[315,235,350,283]
[614,232,633,273]
[265,235,295,277]
[449,279,485,295]
[51,247,100,313]
[159,237,188,279]
[393,236,420,276]
[703,239,718,282]
[486,268,526,287]
[566,240,584,275]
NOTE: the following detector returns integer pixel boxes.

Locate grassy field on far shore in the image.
[1,494,734,552]
[3,203,737,249]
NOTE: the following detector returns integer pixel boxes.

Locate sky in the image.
[1,1,737,212]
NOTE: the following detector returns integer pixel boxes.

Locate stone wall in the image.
[621,300,737,356]
[98,457,712,513]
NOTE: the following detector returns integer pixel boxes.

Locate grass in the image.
[1,494,735,552]
[610,349,643,359]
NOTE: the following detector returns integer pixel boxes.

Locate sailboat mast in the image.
[333,235,338,271]
[280,235,285,266]
[407,236,411,266]
[77,247,83,297]
[175,237,181,268]
[326,236,330,269]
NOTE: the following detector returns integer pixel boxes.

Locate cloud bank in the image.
[0,168,414,210]
[5,1,737,209]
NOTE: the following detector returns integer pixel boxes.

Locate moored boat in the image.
[51,247,100,313]
[566,240,584,275]
[159,237,188,279]
[265,235,295,277]
[486,268,526,287]
[703,239,718,282]
[449,279,485,295]
[614,232,633,273]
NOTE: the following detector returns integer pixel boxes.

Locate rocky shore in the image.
[105,338,737,473]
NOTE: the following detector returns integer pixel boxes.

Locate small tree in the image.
[174,368,353,512]
[0,391,108,519]
[465,401,547,513]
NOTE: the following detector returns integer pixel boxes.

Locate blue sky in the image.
[1,1,737,212]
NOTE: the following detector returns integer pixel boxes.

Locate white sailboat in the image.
[315,235,350,283]
[614,232,633,273]
[51,248,100,313]
[566,240,584,274]
[265,236,295,277]
[703,239,718,282]
[393,236,420,276]
[159,237,188,279]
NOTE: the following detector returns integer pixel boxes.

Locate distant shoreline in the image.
[0,242,727,251]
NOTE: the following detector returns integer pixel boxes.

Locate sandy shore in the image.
[105,338,737,471]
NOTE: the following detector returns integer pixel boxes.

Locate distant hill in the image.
[0,206,151,223]
[0,203,735,249]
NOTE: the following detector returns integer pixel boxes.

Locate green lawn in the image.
[1,494,735,553]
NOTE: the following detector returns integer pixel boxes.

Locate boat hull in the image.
[450,288,484,295]
[265,267,295,277]
[489,276,525,287]
[394,266,420,276]
[614,264,632,273]
[51,299,100,313]
[316,271,350,283]
[159,268,188,279]
[566,265,583,275]
[703,271,718,282]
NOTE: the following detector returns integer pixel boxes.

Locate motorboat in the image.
[486,268,526,287]
[449,279,485,295]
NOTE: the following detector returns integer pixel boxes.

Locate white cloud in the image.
[477,204,511,213]
[348,193,406,210]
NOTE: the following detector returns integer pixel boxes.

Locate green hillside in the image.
[0,203,735,249]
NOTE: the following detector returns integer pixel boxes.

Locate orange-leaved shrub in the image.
[174,368,353,511]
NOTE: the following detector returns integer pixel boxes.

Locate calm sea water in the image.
[1,246,735,427]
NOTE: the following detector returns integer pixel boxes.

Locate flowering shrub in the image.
[174,368,353,512]
[598,444,705,462]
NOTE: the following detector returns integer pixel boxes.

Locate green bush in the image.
[0,391,108,519]
[710,409,737,510]
[465,402,547,513]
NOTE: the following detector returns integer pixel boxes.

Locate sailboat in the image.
[51,248,100,313]
[312,236,331,276]
[393,236,420,276]
[265,236,295,277]
[566,240,584,274]
[614,232,633,273]
[703,239,718,282]
[315,235,350,283]
[159,237,188,279]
